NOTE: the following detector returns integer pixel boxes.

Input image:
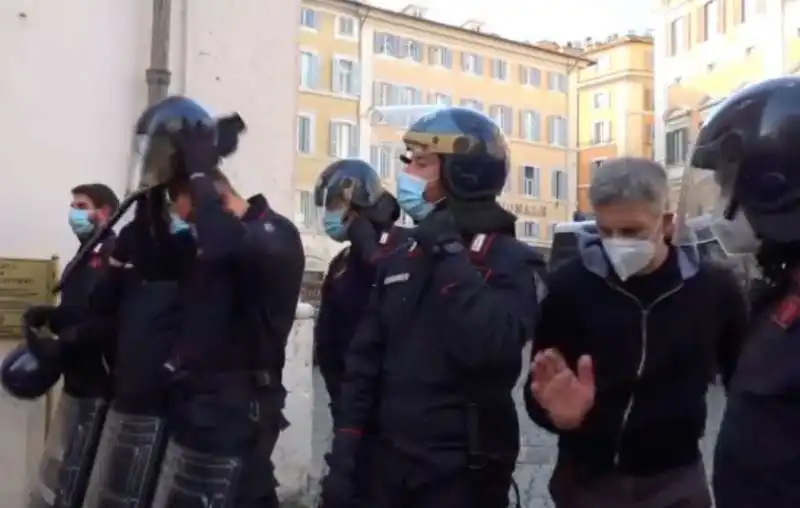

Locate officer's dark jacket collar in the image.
[577,231,700,280]
[451,200,516,237]
[242,194,268,222]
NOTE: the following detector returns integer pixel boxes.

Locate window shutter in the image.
[351,62,361,96]
[331,59,341,93]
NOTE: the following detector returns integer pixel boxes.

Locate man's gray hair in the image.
[588,157,669,214]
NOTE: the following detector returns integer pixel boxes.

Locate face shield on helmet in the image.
[313,160,385,241]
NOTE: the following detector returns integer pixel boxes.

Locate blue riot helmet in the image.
[376,105,509,201]
[313,158,396,242]
[1,320,62,400]
[675,76,800,258]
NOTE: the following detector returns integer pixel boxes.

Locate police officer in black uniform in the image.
[675,76,800,508]
[148,111,304,508]
[320,106,544,508]
[0,184,119,508]
[314,158,407,425]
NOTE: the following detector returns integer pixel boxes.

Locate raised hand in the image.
[530,349,596,430]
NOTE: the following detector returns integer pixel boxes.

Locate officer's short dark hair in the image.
[71,183,120,212]
[167,168,237,199]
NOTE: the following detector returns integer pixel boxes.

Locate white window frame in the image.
[551,169,568,201]
[520,110,540,141]
[332,55,359,97]
[491,58,509,82]
[431,92,452,106]
[670,17,685,55]
[298,48,319,90]
[549,116,568,146]
[592,92,609,109]
[329,119,358,159]
[296,112,315,154]
[522,165,540,197]
[462,53,481,75]
[429,46,452,68]
[592,120,611,144]
[335,15,358,40]
[369,143,394,180]
[521,221,540,239]
[703,0,718,41]
[299,7,318,31]
[296,189,320,232]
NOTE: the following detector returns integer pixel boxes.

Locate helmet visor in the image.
[674,141,760,257]
[126,134,176,194]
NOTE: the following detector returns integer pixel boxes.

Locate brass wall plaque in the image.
[0,258,58,340]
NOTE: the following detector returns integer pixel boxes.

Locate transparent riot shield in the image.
[81,409,168,508]
[150,440,243,508]
[25,394,107,508]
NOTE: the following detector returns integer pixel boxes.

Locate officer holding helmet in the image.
[313,158,407,424]
[320,106,544,508]
[674,76,800,507]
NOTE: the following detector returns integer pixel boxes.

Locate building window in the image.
[595,55,611,70]
[491,59,509,81]
[428,46,453,68]
[332,57,359,96]
[299,51,320,89]
[547,72,567,92]
[335,16,357,38]
[551,169,569,200]
[702,0,718,41]
[461,52,484,75]
[297,114,314,154]
[403,39,424,62]
[329,121,358,158]
[369,144,394,179]
[547,116,568,146]
[665,127,690,165]
[592,92,610,109]
[522,165,540,197]
[519,110,541,141]
[398,86,423,105]
[519,221,540,239]
[489,105,513,134]
[592,120,612,144]
[299,8,318,29]
[460,98,484,112]
[741,0,757,23]
[430,92,452,106]
[519,66,542,87]
[669,17,686,56]
[297,190,320,231]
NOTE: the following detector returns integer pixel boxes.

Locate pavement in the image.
[308,354,727,508]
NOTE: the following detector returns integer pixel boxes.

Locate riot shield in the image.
[25,394,107,508]
[81,409,167,508]
[150,440,243,508]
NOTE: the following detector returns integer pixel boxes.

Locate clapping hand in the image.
[530,348,596,430]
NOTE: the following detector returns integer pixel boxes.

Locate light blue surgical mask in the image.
[68,208,94,237]
[324,209,349,242]
[169,213,191,234]
[396,171,434,221]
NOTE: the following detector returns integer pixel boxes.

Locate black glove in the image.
[411,209,461,255]
[320,432,360,508]
[346,215,378,263]
[172,120,219,178]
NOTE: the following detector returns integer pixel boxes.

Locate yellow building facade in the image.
[574,34,655,213]
[295,0,591,261]
[654,0,800,200]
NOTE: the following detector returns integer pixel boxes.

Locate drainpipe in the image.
[566,57,582,220]
[147,0,173,106]
[355,5,372,158]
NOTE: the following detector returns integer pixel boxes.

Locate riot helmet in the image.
[1,326,62,400]
[313,158,398,242]
[373,105,509,219]
[676,76,800,257]
[130,96,245,193]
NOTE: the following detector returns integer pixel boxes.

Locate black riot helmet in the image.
[1,324,62,400]
[313,159,399,240]
[677,77,800,256]
[398,106,510,201]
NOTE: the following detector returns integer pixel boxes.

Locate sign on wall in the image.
[499,201,548,218]
[0,258,58,340]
